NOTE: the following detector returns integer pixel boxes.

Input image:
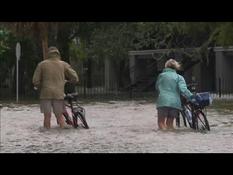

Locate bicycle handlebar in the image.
[64,93,79,101]
[187,83,198,88]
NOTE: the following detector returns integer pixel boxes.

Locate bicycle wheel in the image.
[180,111,186,127]
[63,112,73,125]
[77,113,89,129]
[193,110,210,131]
[72,114,78,128]
[176,114,180,127]
[180,110,192,128]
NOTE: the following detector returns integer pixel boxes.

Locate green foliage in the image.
[0,28,17,69]
[0,27,17,96]
[69,39,88,61]
[89,23,135,61]
[216,22,233,46]
[0,29,11,56]
[62,22,233,66]
[2,22,233,98]
[0,25,42,98]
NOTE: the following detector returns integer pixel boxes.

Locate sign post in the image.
[16,42,21,103]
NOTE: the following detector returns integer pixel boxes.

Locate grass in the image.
[209,99,233,114]
[0,94,156,106]
[1,96,232,113]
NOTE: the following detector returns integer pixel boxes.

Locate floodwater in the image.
[0,101,233,153]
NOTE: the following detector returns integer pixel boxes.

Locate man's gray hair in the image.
[48,46,60,55]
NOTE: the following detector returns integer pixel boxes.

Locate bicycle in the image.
[176,84,211,131]
[63,93,89,129]
[179,94,211,131]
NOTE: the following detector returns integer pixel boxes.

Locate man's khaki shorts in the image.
[40,99,65,116]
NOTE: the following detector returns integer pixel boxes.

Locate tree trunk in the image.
[57,24,70,63]
[42,36,48,59]
[38,22,49,60]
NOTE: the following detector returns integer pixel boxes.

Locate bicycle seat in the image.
[64,93,79,101]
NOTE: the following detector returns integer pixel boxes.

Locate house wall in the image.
[129,55,136,84]
[104,58,117,90]
[128,48,233,94]
[215,51,233,93]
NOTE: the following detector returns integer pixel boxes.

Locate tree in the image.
[2,22,53,59]
[87,22,137,88]
[0,28,17,98]
[55,22,80,63]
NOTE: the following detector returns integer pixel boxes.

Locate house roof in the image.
[129,46,233,56]
[213,46,233,52]
[128,48,199,56]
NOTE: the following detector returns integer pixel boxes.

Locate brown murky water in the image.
[0,101,233,153]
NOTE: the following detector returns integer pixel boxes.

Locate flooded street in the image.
[0,100,233,153]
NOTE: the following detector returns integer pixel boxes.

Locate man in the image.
[33,47,79,129]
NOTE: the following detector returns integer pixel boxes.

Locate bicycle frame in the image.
[180,100,193,128]
[63,102,75,126]
[180,97,210,131]
[177,83,210,131]
[63,93,89,129]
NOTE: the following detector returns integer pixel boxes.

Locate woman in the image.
[155,59,193,130]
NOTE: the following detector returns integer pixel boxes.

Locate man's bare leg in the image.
[56,114,66,128]
[44,113,52,129]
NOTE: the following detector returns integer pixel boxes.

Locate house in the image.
[214,46,233,94]
[128,47,217,93]
[68,46,233,96]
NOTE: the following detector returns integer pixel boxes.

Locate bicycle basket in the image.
[195,92,212,108]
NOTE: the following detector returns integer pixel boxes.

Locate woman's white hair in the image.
[165,59,181,70]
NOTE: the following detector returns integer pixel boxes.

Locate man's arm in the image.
[32,63,41,88]
[64,63,79,84]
